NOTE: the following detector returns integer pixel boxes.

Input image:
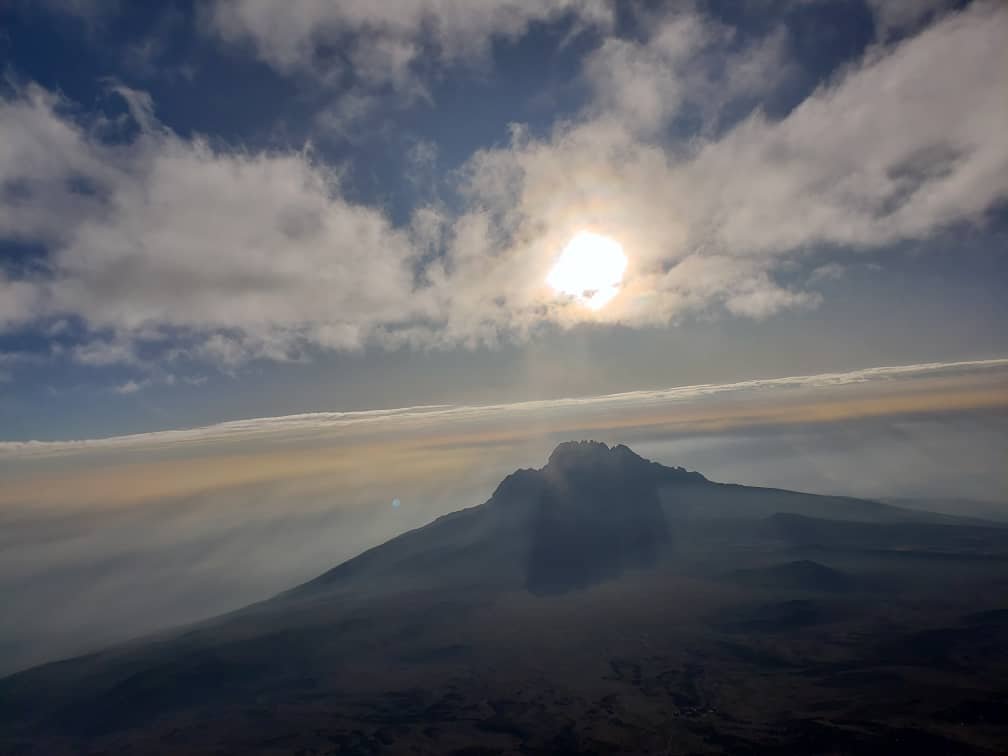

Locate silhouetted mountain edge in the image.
[286,441,973,600]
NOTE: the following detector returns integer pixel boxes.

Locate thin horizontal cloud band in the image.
[3,357,1005,458]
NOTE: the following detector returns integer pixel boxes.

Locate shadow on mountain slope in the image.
[2,442,1007,755]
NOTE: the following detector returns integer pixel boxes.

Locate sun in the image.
[547,231,628,310]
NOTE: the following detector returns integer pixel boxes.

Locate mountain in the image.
[723,559,857,593]
[296,441,702,597]
[2,441,1007,755]
[288,441,946,599]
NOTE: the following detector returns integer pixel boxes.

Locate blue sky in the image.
[1,0,1006,440]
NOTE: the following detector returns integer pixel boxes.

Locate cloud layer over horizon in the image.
[1,353,1006,677]
[1,357,1004,455]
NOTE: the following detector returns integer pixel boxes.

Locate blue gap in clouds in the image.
[0,239,50,279]
[703,0,876,126]
[334,14,605,228]
[1,1,322,150]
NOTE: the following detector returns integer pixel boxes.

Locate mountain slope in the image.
[3,441,1007,755]
[290,441,703,598]
[723,559,858,592]
[289,441,948,598]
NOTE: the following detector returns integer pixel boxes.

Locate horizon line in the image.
[3,356,1007,457]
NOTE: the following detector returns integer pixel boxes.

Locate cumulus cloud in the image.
[0,85,114,245]
[685,3,1007,254]
[430,1,1007,336]
[0,82,434,364]
[1,3,1006,373]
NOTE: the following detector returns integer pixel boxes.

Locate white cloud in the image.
[313,92,382,138]
[113,379,143,394]
[431,1,1008,337]
[866,0,956,38]
[808,263,847,283]
[684,2,1008,255]
[583,12,792,136]
[0,83,435,363]
[71,338,139,367]
[1,4,1006,370]
[0,84,115,245]
[207,0,613,94]
[3,357,1005,457]
[0,274,42,331]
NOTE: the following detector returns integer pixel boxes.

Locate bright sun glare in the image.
[546,232,628,310]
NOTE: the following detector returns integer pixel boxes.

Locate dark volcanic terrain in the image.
[2,441,1007,754]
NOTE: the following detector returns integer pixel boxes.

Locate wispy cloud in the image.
[2,3,1005,376]
[112,379,143,395]
[3,358,1005,458]
[206,0,612,93]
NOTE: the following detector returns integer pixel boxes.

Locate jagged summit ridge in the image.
[305,442,705,597]
[488,441,706,506]
[545,440,644,468]
[542,440,707,484]
[546,439,633,465]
